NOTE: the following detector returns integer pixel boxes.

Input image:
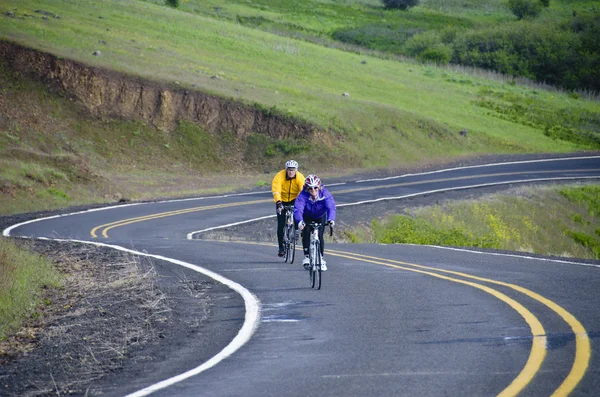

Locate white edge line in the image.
[190,176,600,267]
[356,155,600,183]
[5,157,597,238]
[405,244,600,268]
[2,192,273,237]
[337,176,600,207]
[4,235,260,397]
[187,215,275,239]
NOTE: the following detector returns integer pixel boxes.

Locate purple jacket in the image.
[294,187,336,223]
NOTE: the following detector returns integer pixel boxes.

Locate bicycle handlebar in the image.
[306,221,334,237]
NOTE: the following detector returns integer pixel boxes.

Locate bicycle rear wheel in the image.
[284,227,291,263]
[289,226,296,263]
[283,225,295,263]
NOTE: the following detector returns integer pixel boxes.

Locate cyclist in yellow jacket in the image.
[272,160,305,257]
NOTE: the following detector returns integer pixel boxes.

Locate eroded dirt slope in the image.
[0,40,318,138]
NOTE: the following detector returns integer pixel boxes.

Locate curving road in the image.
[4,155,600,397]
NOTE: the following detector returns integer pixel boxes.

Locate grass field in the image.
[0,0,598,211]
[1,0,597,164]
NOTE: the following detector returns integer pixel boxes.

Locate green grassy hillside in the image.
[0,0,599,215]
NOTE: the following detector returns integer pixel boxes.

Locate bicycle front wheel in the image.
[309,244,316,288]
[314,246,322,290]
[309,244,322,289]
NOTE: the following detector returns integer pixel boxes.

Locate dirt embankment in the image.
[0,40,317,138]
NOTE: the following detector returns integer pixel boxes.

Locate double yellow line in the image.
[326,249,590,397]
[90,169,599,238]
[220,240,589,396]
[90,199,271,238]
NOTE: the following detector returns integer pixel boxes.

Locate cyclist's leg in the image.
[301,214,315,268]
[277,210,286,254]
[317,215,326,254]
[302,214,312,257]
[316,215,328,270]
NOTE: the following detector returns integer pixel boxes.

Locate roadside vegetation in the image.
[345,184,600,260]
[0,237,61,340]
[0,240,172,395]
[1,0,599,215]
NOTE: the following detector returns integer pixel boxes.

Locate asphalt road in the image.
[4,155,600,397]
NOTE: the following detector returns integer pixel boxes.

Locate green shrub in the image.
[332,25,419,53]
[404,31,452,64]
[165,0,179,8]
[508,0,542,20]
[540,0,550,7]
[451,23,580,89]
[382,0,420,10]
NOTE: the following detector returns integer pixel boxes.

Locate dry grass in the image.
[0,240,170,396]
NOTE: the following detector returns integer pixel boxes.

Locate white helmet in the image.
[304,174,321,189]
[285,160,299,169]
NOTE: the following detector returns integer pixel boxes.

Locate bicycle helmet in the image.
[304,174,321,189]
[285,160,299,169]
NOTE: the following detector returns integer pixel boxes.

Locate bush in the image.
[508,0,542,20]
[404,31,452,64]
[165,0,180,8]
[540,0,550,7]
[332,25,419,53]
[382,0,420,10]
[451,23,578,87]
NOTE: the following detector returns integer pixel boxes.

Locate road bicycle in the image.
[307,221,333,290]
[282,205,296,263]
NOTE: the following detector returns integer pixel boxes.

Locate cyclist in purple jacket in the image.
[294,174,336,271]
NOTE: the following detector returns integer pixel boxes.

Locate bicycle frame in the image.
[309,223,321,270]
[306,221,333,290]
[284,205,294,230]
[282,205,296,263]
[307,221,333,269]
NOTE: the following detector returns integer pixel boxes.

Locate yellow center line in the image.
[330,251,546,397]
[215,240,546,396]
[327,249,590,397]
[91,199,271,238]
[90,168,599,238]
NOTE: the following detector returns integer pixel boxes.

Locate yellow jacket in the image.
[272,170,305,203]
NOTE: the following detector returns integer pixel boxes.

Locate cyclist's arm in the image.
[271,170,285,203]
[293,192,307,224]
[322,188,337,222]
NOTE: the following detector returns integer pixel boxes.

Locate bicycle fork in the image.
[310,229,319,270]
